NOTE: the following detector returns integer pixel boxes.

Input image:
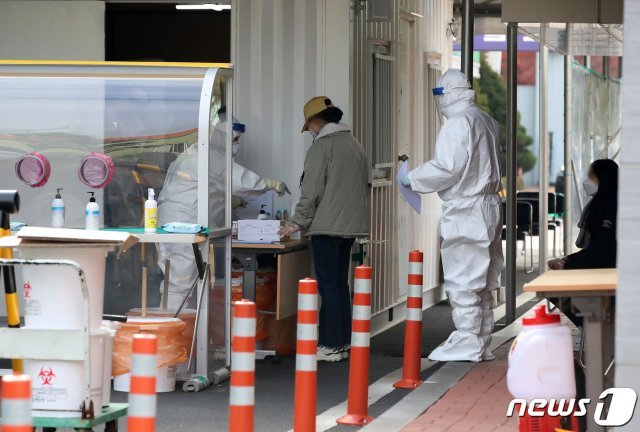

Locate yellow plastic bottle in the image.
[145,188,158,233]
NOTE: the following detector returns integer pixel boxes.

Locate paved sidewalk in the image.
[402,343,519,432]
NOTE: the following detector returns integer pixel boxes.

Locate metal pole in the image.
[505,23,518,325]
[604,56,610,157]
[563,24,573,256]
[618,56,623,78]
[461,0,474,78]
[539,24,549,273]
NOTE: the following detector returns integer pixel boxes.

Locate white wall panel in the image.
[395,0,453,297]
[616,1,640,427]
[0,1,104,61]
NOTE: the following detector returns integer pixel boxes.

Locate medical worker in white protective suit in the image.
[401,69,503,362]
[157,115,290,308]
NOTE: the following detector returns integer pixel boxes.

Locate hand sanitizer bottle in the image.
[85,192,100,230]
[145,188,158,233]
[51,188,65,228]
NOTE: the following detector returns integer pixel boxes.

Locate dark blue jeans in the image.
[311,235,354,348]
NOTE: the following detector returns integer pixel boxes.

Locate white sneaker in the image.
[339,345,351,361]
[317,345,346,362]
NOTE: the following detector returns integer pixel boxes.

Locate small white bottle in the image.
[51,188,65,228]
[145,188,158,233]
[257,205,268,220]
[85,192,100,230]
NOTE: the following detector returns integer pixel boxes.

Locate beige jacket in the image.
[292,123,370,237]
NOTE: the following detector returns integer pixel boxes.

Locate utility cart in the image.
[0,258,127,431]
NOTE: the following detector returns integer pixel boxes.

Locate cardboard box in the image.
[236,220,283,244]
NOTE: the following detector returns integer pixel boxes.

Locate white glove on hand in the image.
[265,178,291,197]
[278,222,301,238]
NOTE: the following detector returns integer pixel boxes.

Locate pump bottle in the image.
[145,188,158,233]
[85,192,100,230]
[257,205,268,220]
[51,188,65,228]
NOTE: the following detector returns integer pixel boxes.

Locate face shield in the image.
[432,69,475,121]
[212,117,245,155]
[432,86,446,125]
[232,122,246,156]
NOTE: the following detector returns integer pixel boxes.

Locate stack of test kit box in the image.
[236,220,284,243]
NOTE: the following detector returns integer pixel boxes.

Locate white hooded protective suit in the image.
[211,120,273,197]
[407,69,504,362]
[156,119,272,308]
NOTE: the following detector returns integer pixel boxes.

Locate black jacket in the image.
[564,199,617,269]
[565,159,618,269]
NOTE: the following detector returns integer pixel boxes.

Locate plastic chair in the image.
[555,193,565,217]
[501,201,534,273]
[554,193,565,254]
[516,193,559,258]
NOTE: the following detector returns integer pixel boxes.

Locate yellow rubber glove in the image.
[232,196,248,209]
[265,179,291,197]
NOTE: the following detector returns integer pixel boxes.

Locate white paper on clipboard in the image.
[397,162,421,214]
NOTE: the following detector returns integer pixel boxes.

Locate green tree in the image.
[474,56,536,173]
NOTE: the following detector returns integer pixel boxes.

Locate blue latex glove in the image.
[401,174,412,187]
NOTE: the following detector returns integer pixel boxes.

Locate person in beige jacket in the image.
[280,96,369,361]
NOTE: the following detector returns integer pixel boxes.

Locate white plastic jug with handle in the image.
[507,305,576,402]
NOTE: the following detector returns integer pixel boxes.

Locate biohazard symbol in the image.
[23,282,31,299]
[38,367,56,386]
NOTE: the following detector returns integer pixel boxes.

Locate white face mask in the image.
[583,177,598,196]
[232,142,240,156]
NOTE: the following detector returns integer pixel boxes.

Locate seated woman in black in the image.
[549,158,618,270]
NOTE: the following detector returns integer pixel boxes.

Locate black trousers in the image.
[311,235,354,348]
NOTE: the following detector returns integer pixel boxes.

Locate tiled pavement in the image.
[402,343,519,432]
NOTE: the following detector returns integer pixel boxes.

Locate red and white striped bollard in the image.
[1,374,32,432]
[394,250,424,389]
[337,266,373,426]
[127,333,158,432]
[229,300,256,432]
[293,278,319,431]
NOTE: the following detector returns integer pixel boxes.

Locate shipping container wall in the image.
[352,0,453,317]
[232,0,350,215]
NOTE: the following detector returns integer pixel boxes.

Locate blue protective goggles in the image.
[432,87,445,96]
[233,122,246,133]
